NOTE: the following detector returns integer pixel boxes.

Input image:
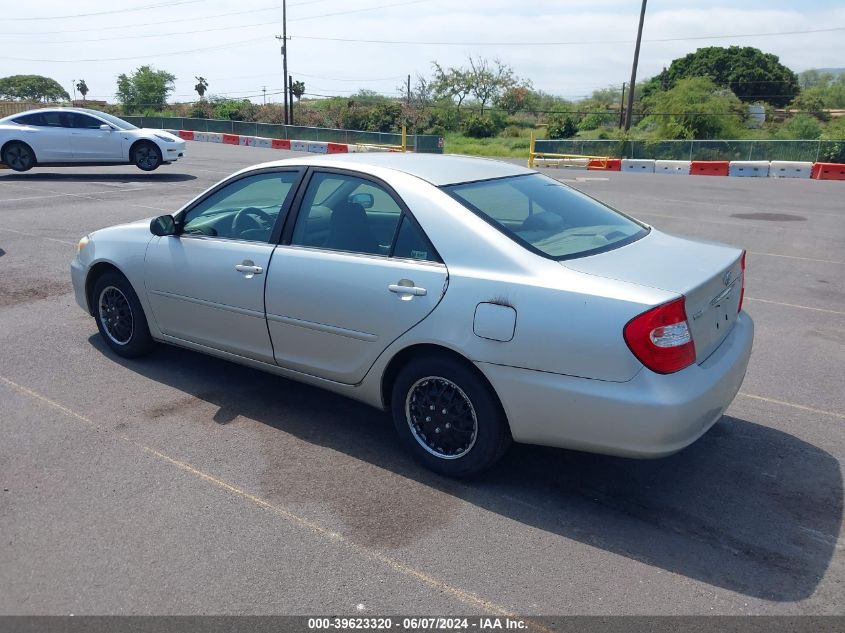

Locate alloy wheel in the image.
[98,286,134,345]
[405,376,478,459]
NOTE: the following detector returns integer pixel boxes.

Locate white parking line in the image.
[738,392,845,420]
[748,251,845,266]
[0,227,76,246]
[745,297,845,316]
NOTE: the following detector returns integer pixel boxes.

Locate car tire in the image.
[390,356,511,477]
[92,271,153,358]
[132,141,162,171]
[2,141,36,172]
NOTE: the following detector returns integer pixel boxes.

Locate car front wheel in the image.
[92,272,153,358]
[391,356,511,477]
[2,142,36,172]
[132,141,162,171]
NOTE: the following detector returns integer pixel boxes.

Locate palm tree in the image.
[75,79,89,102]
[194,77,208,100]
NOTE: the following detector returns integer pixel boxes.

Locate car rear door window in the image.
[392,216,441,263]
[290,172,402,256]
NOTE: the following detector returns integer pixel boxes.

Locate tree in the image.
[791,72,845,110]
[116,65,176,113]
[431,62,473,109]
[194,76,208,100]
[75,79,89,101]
[290,80,305,102]
[644,46,799,107]
[0,75,69,102]
[779,113,822,140]
[467,56,517,114]
[640,77,747,139]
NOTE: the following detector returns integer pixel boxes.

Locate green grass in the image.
[443,132,535,158]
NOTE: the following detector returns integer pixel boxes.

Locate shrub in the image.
[780,113,822,140]
[547,114,578,139]
[462,114,497,138]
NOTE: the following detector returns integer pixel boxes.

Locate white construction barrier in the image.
[238,136,258,147]
[250,136,273,149]
[291,140,309,152]
[729,161,770,177]
[621,159,655,173]
[769,161,812,178]
[655,160,690,175]
[307,141,328,154]
[204,132,223,143]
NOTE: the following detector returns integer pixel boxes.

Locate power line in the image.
[292,25,845,46]
[5,0,205,21]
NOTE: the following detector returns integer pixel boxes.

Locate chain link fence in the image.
[535,139,845,163]
[122,116,444,153]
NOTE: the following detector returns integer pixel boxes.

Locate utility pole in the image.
[274,0,290,124]
[618,82,626,129]
[262,86,267,105]
[624,0,647,131]
[71,79,77,102]
[406,74,411,106]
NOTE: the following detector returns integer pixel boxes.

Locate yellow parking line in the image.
[744,297,845,316]
[0,374,517,618]
[738,392,845,420]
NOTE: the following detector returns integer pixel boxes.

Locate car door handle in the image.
[235,262,263,275]
[388,283,426,296]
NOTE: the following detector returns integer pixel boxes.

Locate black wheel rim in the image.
[98,286,134,345]
[136,146,158,169]
[6,145,32,170]
[405,376,478,459]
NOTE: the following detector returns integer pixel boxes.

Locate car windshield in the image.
[85,110,138,130]
[443,173,648,260]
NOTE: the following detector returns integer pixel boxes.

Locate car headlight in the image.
[154,134,177,143]
[77,235,90,254]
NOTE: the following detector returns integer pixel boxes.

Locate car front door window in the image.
[182,171,300,243]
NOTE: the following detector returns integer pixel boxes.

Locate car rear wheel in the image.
[132,141,162,171]
[92,272,153,358]
[2,142,35,172]
[391,356,511,477]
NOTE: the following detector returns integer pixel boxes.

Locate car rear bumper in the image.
[477,311,754,458]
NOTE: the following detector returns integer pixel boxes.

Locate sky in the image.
[1,0,844,104]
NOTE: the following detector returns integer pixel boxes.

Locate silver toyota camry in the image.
[70,153,754,476]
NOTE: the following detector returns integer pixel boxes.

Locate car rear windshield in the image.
[443,173,648,260]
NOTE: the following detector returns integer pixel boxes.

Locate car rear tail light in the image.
[624,297,696,374]
[738,250,746,313]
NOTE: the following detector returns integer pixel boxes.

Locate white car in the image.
[71,153,753,476]
[0,107,186,172]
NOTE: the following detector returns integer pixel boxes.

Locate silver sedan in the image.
[70,153,753,476]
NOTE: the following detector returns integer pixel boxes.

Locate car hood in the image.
[141,128,181,142]
[562,229,745,362]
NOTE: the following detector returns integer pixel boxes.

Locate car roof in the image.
[264,152,534,187]
[0,106,108,121]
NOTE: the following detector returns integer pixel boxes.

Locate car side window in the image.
[290,172,402,256]
[71,113,105,129]
[181,171,299,243]
[392,216,441,263]
[14,113,44,126]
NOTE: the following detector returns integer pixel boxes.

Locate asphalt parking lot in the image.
[1,142,843,616]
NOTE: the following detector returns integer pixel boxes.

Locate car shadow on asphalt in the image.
[0,172,197,183]
[89,335,842,603]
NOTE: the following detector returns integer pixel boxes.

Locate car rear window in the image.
[443,173,648,260]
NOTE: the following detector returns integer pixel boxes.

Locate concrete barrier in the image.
[691,161,729,176]
[177,130,194,141]
[811,162,845,181]
[291,140,309,152]
[222,133,239,145]
[271,139,291,150]
[729,161,770,177]
[327,143,349,154]
[204,132,223,143]
[769,161,812,178]
[238,136,258,147]
[621,159,655,173]
[307,141,328,154]
[250,136,273,149]
[587,158,621,171]
[655,160,690,175]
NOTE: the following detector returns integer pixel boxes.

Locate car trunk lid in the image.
[562,230,744,363]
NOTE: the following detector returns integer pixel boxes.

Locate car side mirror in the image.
[99,124,112,131]
[150,215,177,237]
[348,192,374,209]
